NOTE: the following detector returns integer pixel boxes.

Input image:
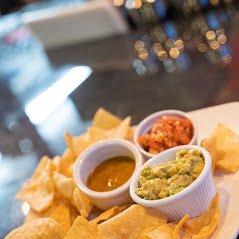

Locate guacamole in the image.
[135,149,204,200]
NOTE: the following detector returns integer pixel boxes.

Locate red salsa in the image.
[138,115,193,154]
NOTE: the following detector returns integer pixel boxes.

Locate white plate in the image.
[188,102,239,239]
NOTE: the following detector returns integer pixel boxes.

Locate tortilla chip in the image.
[65,133,90,158]
[92,108,121,130]
[40,190,72,217]
[64,216,97,239]
[142,224,175,239]
[107,116,131,139]
[202,123,239,173]
[87,127,108,142]
[173,215,190,239]
[53,173,76,199]
[69,205,80,225]
[24,208,42,223]
[184,194,220,239]
[201,136,223,170]
[88,117,131,143]
[90,206,125,225]
[54,149,75,177]
[98,205,167,239]
[71,187,93,218]
[49,204,71,231]
[16,157,55,212]
[215,145,239,172]
[5,218,66,239]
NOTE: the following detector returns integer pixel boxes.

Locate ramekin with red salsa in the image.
[134,110,198,159]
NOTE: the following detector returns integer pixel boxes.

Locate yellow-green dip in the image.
[135,149,204,200]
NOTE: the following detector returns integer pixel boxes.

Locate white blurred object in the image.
[21,0,128,49]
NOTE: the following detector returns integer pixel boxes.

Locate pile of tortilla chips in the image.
[202,123,239,173]
[5,109,221,239]
[6,194,220,239]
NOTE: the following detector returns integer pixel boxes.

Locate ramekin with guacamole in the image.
[130,145,215,221]
[135,149,205,200]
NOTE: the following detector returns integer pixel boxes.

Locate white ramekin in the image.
[130,145,216,221]
[134,109,198,160]
[73,139,144,210]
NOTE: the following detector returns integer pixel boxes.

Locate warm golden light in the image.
[113,0,124,7]
[169,47,180,58]
[157,49,167,61]
[197,43,207,52]
[175,39,184,50]
[209,40,220,50]
[210,0,219,5]
[133,0,142,9]
[135,40,145,51]
[218,34,227,45]
[153,43,163,53]
[206,30,216,41]
[138,49,149,60]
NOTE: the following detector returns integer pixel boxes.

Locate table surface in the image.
[1,4,239,237]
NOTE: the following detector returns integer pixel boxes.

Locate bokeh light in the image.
[166,39,174,48]
[157,49,168,61]
[135,40,145,51]
[134,0,142,9]
[138,49,149,60]
[209,40,220,50]
[210,0,219,5]
[218,34,227,45]
[206,30,216,41]
[169,47,180,58]
[197,43,208,52]
[113,0,124,7]
[175,39,184,50]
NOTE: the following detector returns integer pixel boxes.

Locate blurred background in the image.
[0,0,239,237]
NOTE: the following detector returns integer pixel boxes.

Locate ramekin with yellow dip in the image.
[73,139,144,210]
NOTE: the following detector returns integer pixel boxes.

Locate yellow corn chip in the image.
[107,116,131,139]
[215,145,239,172]
[202,123,239,173]
[49,204,71,231]
[87,127,108,142]
[5,218,66,239]
[98,205,167,239]
[88,117,131,143]
[41,190,72,217]
[142,224,175,239]
[53,173,76,199]
[92,108,121,130]
[24,208,42,223]
[139,225,161,239]
[69,205,80,225]
[53,149,75,177]
[91,206,125,225]
[184,194,220,239]
[64,216,97,239]
[16,157,55,212]
[173,215,190,239]
[71,187,93,218]
[65,133,90,158]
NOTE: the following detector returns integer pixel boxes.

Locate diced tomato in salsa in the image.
[138,115,193,154]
